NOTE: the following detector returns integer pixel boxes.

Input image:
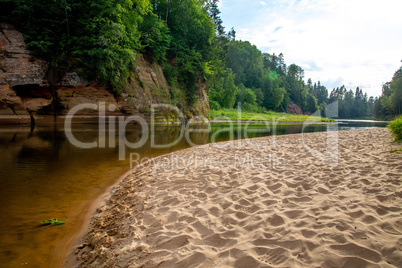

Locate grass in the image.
[387,115,402,142]
[209,109,335,123]
[390,148,402,154]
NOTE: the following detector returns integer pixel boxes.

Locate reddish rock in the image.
[123,57,172,113]
[0,84,26,115]
[0,23,47,87]
[0,24,210,122]
[287,100,303,115]
[60,72,88,87]
[25,98,52,112]
[57,86,121,115]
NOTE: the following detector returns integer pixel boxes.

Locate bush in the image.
[163,64,177,86]
[242,102,259,112]
[387,115,402,141]
[209,100,220,111]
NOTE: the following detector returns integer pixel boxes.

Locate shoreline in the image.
[68,128,402,267]
[0,115,335,125]
[63,169,135,268]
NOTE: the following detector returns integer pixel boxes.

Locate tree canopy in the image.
[0,0,380,118]
[374,65,402,120]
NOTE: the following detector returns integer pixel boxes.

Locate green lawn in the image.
[210,109,335,123]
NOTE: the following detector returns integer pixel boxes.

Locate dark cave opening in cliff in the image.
[12,84,52,99]
[12,84,59,118]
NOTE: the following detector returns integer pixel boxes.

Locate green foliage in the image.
[72,0,152,91]
[0,0,17,22]
[306,94,318,114]
[241,102,259,112]
[387,115,402,141]
[183,73,199,105]
[374,83,393,120]
[4,0,82,61]
[375,66,402,120]
[225,41,323,114]
[227,41,265,89]
[390,148,402,153]
[236,84,257,106]
[389,68,402,115]
[163,64,178,87]
[204,1,239,111]
[308,81,328,105]
[140,13,171,62]
[150,0,215,104]
[1,0,215,98]
[1,0,154,91]
[328,86,374,119]
[319,101,327,118]
[209,100,221,110]
[1,0,379,119]
[208,68,238,109]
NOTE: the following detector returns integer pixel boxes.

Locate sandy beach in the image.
[70,128,402,267]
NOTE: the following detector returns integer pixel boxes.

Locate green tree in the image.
[227,40,264,89]
[306,94,318,114]
[158,0,215,104]
[374,83,393,120]
[236,84,258,111]
[375,65,402,120]
[208,68,238,109]
[73,0,152,91]
[260,72,285,110]
[315,81,329,105]
[390,66,402,115]
[139,12,171,62]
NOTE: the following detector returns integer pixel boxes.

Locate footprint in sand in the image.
[329,243,382,263]
[254,246,289,266]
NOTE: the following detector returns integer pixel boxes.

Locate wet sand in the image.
[69,128,402,267]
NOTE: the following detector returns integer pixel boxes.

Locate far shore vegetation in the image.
[210,109,334,122]
[0,0,400,120]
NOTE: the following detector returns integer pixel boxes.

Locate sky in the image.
[219,0,402,97]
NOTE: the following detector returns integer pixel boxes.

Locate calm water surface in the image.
[0,120,387,267]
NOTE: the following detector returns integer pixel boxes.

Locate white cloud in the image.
[217,0,223,9]
[260,1,267,5]
[221,0,402,97]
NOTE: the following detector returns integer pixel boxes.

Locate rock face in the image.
[0,24,47,87]
[121,57,173,114]
[0,23,107,117]
[287,100,303,115]
[0,23,209,123]
[0,23,47,116]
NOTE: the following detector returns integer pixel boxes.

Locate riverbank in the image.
[210,109,335,122]
[69,128,402,267]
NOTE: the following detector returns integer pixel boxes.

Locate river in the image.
[0,119,387,267]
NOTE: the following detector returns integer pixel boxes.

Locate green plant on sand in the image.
[387,115,402,142]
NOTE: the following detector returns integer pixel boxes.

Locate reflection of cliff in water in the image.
[208,124,328,142]
[17,128,67,164]
[0,121,387,267]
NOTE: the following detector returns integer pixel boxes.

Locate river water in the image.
[0,120,387,267]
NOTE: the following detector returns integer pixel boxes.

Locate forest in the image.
[1,0,400,119]
[374,66,402,120]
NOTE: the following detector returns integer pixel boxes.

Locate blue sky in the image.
[219,0,402,97]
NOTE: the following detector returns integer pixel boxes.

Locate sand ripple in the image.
[71,128,402,267]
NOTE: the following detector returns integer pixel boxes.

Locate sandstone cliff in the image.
[0,23,209,124]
